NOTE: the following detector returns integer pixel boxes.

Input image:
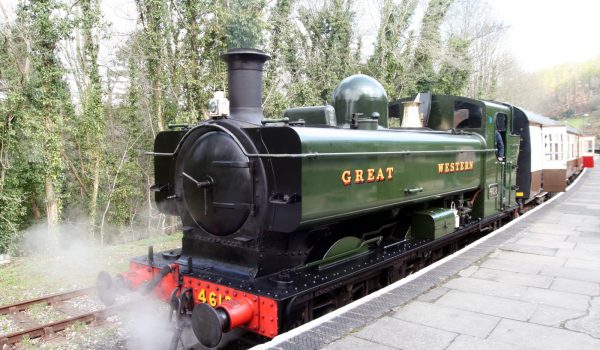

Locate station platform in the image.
[258,163,600,350]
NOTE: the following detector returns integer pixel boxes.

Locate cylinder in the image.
[221,48,271,124]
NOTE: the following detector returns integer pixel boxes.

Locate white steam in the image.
[19,219,105,288]
[122,296,176,350]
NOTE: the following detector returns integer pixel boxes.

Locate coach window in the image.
[587,140,594,153]
[544,133,563,161]
[454,101,482,129]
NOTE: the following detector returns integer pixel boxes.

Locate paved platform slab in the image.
[259,163,600,350]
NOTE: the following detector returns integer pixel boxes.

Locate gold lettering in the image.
[355,169,364,184]
[343,166,397,184]
[376,168,385,182]
[437,160,475,174]
[386,167,394,180]
[341,170,352,186]
[367,168,375,182]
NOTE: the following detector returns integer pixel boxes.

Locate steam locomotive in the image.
[96,48,595,349]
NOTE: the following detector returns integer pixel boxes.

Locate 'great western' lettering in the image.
[437,161,474,174]
[341,167,393,186]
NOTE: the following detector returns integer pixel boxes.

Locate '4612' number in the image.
[197,289,232,307]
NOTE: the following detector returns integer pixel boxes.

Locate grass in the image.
[565,116,587,128]
[20,335,35,350]
[67,321,87,333]
[0,232,182,305]
[26,304,64,325]
[562,114,600,141]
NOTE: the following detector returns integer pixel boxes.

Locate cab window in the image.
[454,101,482,129]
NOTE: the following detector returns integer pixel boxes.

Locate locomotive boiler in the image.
[97,48,542,349]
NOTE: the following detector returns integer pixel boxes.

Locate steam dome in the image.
[332,74,389,128]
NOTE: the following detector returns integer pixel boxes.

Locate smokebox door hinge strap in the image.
[181,172,214,189]
[212,202,253,210]
[181,172,214,215]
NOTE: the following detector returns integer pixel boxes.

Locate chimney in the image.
[221,48,271,124]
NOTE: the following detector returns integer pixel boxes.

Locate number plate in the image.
[488,183,499,199]
[197,288,232,306]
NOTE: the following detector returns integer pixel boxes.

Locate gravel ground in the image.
[25,304,65,325]
[0,314,19,335]
[64,295,105,314]
[10,320,127,350]
[37,318,128,350]
[6,300,176,350]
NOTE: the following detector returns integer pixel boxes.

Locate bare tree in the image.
[444,0,509,98]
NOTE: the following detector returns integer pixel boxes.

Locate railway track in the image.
[0,287,120,348]
[0,287,95,316]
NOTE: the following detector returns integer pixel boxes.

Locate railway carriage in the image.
[96,48,593,349]
[582,135,596,168]
[566,126,583,179]
[541,123,570,192]
[514,109,588,204]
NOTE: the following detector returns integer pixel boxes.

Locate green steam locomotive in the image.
[98,48,551,349]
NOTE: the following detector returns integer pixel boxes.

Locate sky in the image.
[489,0,600,71]
[2,0,600,73]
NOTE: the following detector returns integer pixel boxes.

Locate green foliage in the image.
[0,189,27,253]
[0,61,39,254]
[135,0,169,130]
[434,35,471,95]
[411,0,454,94]
[281,0,360,106]
[0,0,75,251]
[367,0,418,99]
[367,0,468,98]
[560,109,575,119]
[0,0,502,252]
[263,0,362,116]
[226,0,266,49]
[263,0,295,117]
[25,2,70,182]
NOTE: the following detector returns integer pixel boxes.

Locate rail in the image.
[0,287,95,316]
[0,287,124,347]
[0,306,122,347]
